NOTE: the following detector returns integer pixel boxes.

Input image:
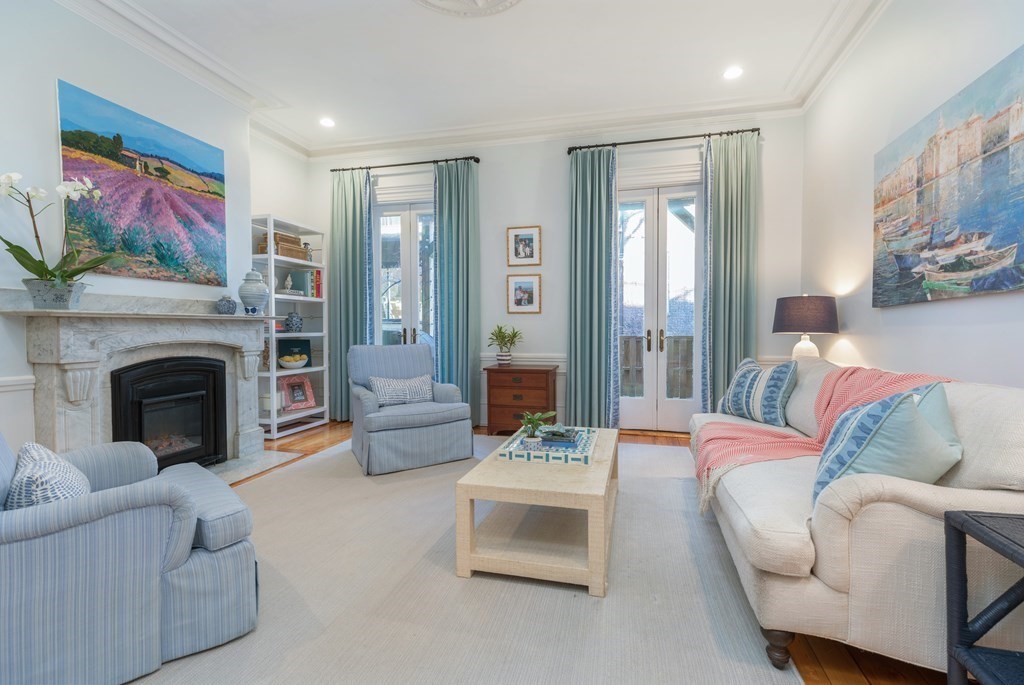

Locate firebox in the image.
[111,357,227,470]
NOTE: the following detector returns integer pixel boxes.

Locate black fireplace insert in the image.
[111,357,227,470]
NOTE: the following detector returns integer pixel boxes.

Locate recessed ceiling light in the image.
[319,117,336,128]
[723,65,744,80]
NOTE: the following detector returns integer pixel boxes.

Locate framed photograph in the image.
[278,339,312,368]
[507,274,541,314]
[278,375,316,411]
[507,226,541,266]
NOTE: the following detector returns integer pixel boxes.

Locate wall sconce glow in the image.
[319,117,336,128]
[723,65,744,80]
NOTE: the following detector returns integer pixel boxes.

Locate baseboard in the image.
[0,375,36,448]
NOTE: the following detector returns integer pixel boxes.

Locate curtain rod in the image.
[330,155,480,173]
[566,127,760,155]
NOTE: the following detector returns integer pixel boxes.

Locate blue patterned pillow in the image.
[4,442,91,510]
[719,358,798,427]
[369,374,433,407]
[812,383,962,503]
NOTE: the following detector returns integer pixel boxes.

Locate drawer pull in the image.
[513,393,523,401]
[514,412,524,420]
[511,376,523,384]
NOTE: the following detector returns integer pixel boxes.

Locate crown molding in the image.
[54,0,285,112]
[306,98,804,158]
[250,118,312,158]
[801,0,892,112]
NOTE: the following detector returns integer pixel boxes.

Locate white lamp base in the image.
[791,334,819,359]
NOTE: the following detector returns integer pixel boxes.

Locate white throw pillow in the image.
[4,442,91,510]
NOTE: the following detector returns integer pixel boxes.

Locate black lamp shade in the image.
[772,296,839,334]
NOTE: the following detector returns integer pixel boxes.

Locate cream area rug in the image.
[139,437,803,685]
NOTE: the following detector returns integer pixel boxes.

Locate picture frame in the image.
[278,375,316,411]
[506,226,541,266]
[507,274,541,314]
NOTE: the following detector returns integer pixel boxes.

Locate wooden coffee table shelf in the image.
[455,428,619,596]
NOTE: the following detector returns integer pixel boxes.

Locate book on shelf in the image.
[314,269,323,298]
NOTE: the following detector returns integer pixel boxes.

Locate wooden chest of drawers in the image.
[484,364,557,435]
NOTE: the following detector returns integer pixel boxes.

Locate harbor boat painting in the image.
[872,43,1024,307]
[57,81,226,286]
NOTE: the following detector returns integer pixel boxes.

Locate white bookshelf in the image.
[251,214,330,439]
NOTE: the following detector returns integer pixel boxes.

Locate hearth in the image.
[112,357,227,470]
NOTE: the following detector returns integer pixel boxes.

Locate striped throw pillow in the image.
[369,374,434,407]
[719,358,798,427]
[5,442,91,510]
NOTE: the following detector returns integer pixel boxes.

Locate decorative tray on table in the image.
[496,426,597,465]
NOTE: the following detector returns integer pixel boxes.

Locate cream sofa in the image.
[689,357,1024,672]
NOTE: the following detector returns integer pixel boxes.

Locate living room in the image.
[2,1,1024,683]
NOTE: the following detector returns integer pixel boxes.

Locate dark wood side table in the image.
[945,511,1024,684]
[484,364,557,435]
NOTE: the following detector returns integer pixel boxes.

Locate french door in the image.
[372,203,436,353]
[617,186,703,431]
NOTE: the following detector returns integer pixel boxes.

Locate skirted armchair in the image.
[348,344,474,475]
[0,436,258,684]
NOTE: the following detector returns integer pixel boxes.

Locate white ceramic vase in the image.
[238,270,270,316]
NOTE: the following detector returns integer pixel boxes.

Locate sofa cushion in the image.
[689,412,804,452]
[812,384,962,503]
[715,455,819,577]
[785,357,840,438]
[364,401,471,433]
[155,463,252,551]
[938,382,1024,491]
[5,442,91,510]
[369,374,433,407]
[719,358,797,427]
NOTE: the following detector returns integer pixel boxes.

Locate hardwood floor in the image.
[258,422,947,685]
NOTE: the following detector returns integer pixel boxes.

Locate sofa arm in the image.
[433,382,463,404]
[62,441,158,491]
[0,480,197,572]
[811,473,1024,592]
[351,383,379,417]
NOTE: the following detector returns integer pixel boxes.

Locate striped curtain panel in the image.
[566,147,619,428]
[433,160,481,424]
[701,131,760,409]
[328,169,372,421]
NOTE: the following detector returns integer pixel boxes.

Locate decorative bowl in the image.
[278,358,307,369]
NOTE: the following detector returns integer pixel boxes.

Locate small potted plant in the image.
[0,172,113,309]
[488,324,523,366]
[519,410,556,445]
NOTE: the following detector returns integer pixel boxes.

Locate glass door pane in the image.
[377,214,404,345]
[618,200,647,398]
[414,210,435,354]
[664,197,696,399]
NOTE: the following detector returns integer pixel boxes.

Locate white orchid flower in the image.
[92,189,101,200]
[83,177,93,189]
[26,187,47,199]
[0,185,10,197]
[0,172,22,185]
[56,184,69,200]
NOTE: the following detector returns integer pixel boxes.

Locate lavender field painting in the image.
[57,80,226,285]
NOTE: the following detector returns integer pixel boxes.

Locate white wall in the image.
[307,115,805,374]
[0,1,252,441]
[250,133,313,225]
[803,0,1024,385]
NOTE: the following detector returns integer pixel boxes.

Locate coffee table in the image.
[455,428,619,596]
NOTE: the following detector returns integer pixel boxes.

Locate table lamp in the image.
[772,295,838,359]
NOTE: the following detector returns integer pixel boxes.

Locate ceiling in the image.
[71,0,885,155]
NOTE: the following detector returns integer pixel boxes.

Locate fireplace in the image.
[112,357,227,470]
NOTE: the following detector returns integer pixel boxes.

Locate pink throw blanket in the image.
[695,366,949,512]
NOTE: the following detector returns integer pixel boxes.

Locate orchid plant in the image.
[0,171,114,284]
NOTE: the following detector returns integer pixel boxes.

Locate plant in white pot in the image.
[0,172,113,309]
[520,410,556,445]
[487,324,523,366]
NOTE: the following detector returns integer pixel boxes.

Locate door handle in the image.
[659,329,665,352]
[645,329,652,352]
[411,327,417,344]
[402,327,407,344]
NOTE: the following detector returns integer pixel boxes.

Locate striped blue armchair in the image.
[348,344,474,475]
[0,436,258,684]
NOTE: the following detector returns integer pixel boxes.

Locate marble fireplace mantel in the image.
[0,306,266,459]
